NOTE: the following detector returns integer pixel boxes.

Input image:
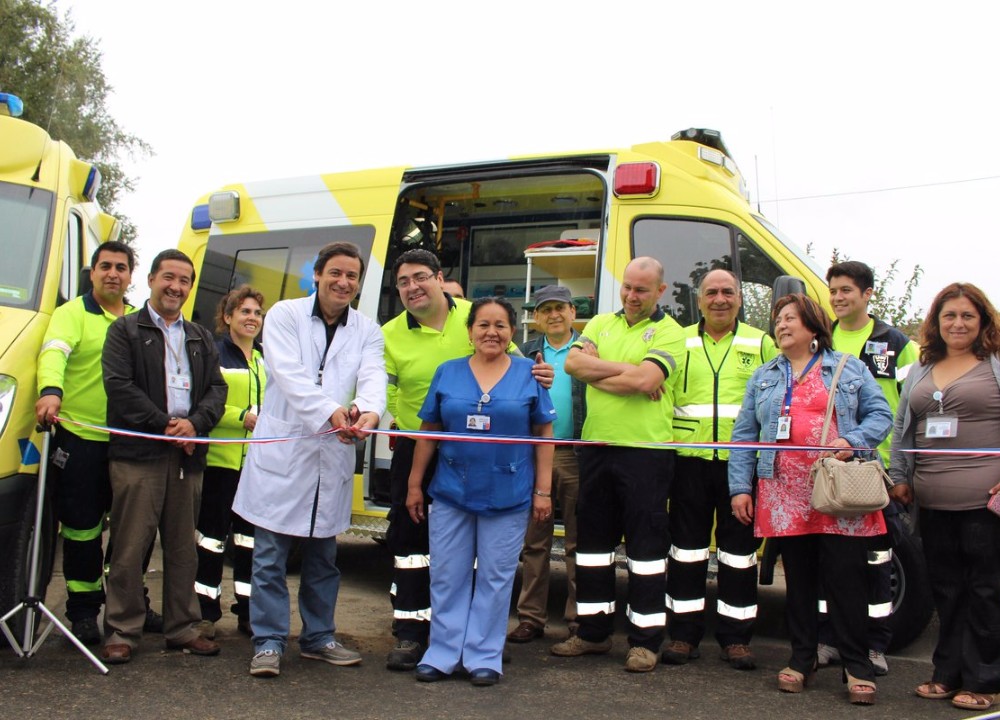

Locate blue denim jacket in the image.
[728,349,893,496]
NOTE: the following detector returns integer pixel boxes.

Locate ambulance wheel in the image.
[0,482,56,649]
[886,530,933,652]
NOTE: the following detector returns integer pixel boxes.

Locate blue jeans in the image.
[249,527,341,654]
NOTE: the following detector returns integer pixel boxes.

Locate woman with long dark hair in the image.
[890,282,1000,712]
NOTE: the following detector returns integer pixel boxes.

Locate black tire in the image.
[0,480,57,649]
[886,529,934,652]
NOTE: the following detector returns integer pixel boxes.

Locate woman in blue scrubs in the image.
[405,296,555,686]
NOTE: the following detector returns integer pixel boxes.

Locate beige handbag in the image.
[809,354,891,518]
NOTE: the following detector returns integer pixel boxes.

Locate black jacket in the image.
[102,303,227,471]
[832,315,912,387]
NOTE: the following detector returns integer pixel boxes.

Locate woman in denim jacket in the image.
[729,294,892,705]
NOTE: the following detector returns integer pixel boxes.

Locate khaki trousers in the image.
[515,446,579,628]
[104,453,202,647]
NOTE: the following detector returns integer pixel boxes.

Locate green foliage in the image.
[0,0,151,243]
[828,247,925,333]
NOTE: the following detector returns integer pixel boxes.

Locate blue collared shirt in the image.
[542,336,574,440]
[146,303,192,417]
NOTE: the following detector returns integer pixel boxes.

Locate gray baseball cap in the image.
[524,285,573,310]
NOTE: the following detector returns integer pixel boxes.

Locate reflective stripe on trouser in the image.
[575,446,672,652]
[386,437,433,642]
[666,456,760,647]
[195,466,254,622]
[816,529,893,652]
[50,425,112,621]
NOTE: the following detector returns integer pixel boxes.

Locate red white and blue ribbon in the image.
[49,416,1000,455]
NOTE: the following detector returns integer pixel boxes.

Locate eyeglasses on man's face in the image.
[395,271,436,290]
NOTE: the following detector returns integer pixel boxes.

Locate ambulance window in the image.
[192,225,375,329]
[59,211,84,304]
[0,182,52,310]
[736,233,783,332]
[632,218,731,326]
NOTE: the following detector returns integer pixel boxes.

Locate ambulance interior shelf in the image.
[522,238,597,343]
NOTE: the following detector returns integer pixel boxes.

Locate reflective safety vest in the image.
[673,320,776,460]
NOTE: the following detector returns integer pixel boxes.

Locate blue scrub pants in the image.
[249,526,341,655]
[420,501,529,674]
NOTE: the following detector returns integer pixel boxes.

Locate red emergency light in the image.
[613,162,659,197]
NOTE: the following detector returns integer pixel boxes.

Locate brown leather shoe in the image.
[661,640,700,665]
[506,621,544,643]
[101,643,132,664]
[721,643,756,670]
[166,635,221,656]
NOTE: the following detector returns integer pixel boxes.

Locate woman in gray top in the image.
[889,282,1000,712]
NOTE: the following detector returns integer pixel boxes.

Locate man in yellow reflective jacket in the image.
[662,269,776,670]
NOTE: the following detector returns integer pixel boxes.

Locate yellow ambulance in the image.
[0,92,120,635]
[177,128,930,648]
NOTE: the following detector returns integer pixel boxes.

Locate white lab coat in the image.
[234,295,386,537]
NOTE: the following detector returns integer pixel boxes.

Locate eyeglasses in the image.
[395,272,435,290]
[535,302,569,315]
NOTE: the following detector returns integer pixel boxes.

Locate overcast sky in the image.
[61,0,1000,313]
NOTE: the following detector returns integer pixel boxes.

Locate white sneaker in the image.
[301,640,363,666]
[869,649,889,676]
[250,649,281,677]
[816,643,841,667]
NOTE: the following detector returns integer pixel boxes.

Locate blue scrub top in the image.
[419,356,556,515]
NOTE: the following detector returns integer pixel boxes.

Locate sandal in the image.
[846,673,877,705]
[778,667,812,693]
[951,692,996,711]
[915,681,957,699]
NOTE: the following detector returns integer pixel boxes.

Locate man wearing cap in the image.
[552,257,685,673]
[507,286,586,645]
[662,268,776,670]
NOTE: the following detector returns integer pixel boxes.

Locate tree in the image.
[0,0,151,242]
[827,247,925,335]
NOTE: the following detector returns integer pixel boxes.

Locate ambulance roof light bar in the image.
[671,128,732,160]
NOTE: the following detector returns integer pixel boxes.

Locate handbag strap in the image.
[819,353,850,445]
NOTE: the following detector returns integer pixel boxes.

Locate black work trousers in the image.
[817,524,893,652]
[575,446,672,652]
[667,456,760,648]
[780,533,875,682]
[386,437,435,644]
[921,507,1000,693]
[195,465,254,622]
[50,426,112,621]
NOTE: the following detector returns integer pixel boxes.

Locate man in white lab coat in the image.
[234,242,386,679]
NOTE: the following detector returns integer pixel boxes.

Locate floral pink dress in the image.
[755,368,886,538]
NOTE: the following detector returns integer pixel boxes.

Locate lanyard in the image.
[782,353,820,416]
[163,326,186,373]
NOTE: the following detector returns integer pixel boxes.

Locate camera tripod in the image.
[0,428,108,673]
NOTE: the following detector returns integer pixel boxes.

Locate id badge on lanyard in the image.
[777,354,820,440]
[467,392,492,431]
[926,390,959,438]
